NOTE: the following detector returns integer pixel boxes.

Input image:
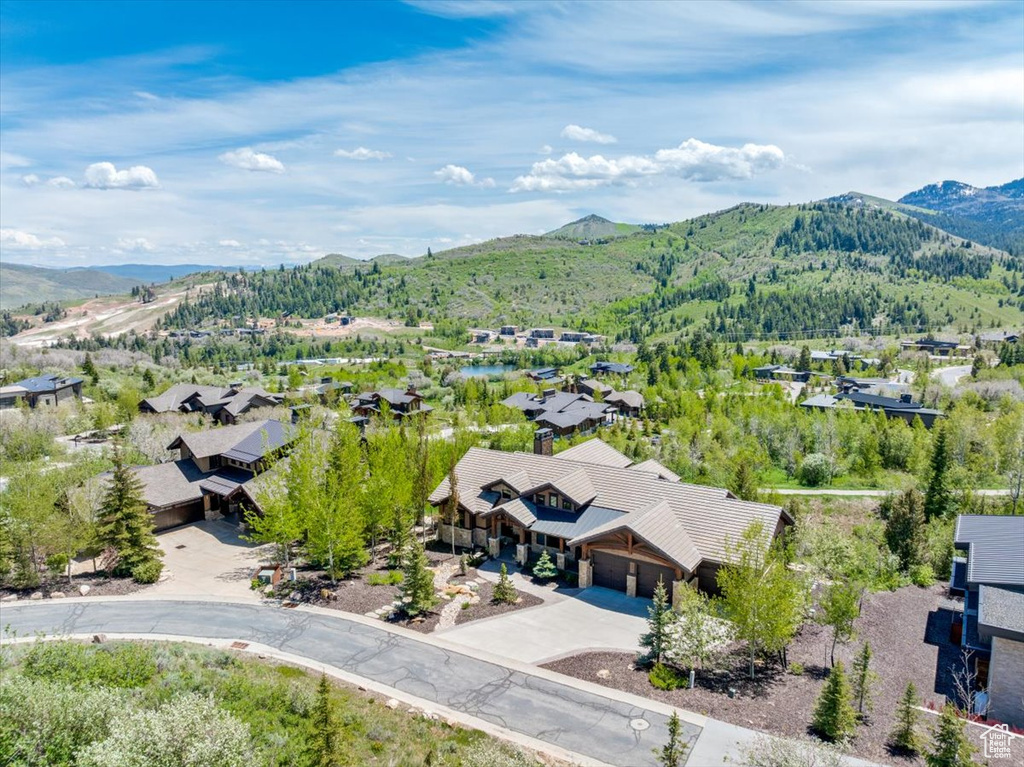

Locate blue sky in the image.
[1,0,1022,266]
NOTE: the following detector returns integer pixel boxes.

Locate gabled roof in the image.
[569,499,702,572]
[605,390,645,409]
[428,445,784,568]
[481,497,538,527]
[140,383,231,413]
[591,361,634,374]
[528,468,597,507]
[631,459,681,482]
[555,439,633,468]
[168,419,294,461]
[954,515,1024,587]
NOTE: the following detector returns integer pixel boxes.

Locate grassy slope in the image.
[0,263,143,310]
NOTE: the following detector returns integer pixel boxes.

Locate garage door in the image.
[636,561,677,599]
[591,551,629,592]
[152,501,204,532]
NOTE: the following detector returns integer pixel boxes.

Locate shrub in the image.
[367,571,403,586]
[648,662,684,691]
[131,559,164,584]
[800,453,833,487]
[789,662,805,676]
[909,564,935,587]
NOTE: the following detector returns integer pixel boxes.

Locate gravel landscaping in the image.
[542,584,1024,765]
[0,572,152,601]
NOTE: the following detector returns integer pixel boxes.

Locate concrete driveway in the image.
[438,560,649,664]
[148,519,275,601]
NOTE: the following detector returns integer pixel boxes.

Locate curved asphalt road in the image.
[2,599,693,767]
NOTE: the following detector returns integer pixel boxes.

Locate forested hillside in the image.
[155,202,1023,342]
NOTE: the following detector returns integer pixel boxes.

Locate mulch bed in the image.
[0,572,151,601]
[452,580,544,626]
[542,584,1023,765]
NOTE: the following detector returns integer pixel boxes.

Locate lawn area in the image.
[542,585,1024,766]
[0,639,539,767]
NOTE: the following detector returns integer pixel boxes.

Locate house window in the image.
[501,488,511,499]
[549,494,559,507]
[535,533,547,547]
[562,499,572,511]
[535,494,545,506]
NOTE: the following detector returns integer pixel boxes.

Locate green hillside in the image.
[149,202,1024,342]
[0,262,142,310]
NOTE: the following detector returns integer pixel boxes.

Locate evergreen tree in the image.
[97,444,161,580]
[970,354,985,379]
[639,579,675,665]
[492,563,518,605]
[926,703,978,767]
[812,661,857,742]
[924,425,953,520]
[655,711,687,767]
[308,673,337,767]
[400,540,437,617]
[850,642,878,718]
[731,458,759,502]
[890,681,921,754]
[798,345,812,371]
[883,489,926,571]
[532,549,557,580]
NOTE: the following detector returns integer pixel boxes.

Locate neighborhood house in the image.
[139,383,283,424]
[122,419,297,531]
[0,374,84,409]
[430,430,790,603]
[350,388,433,420]
[951,515,1024,728]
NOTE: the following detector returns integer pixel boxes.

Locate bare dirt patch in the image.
[0,571,151,602]
[452,579,544,626]
[542,585,1022,766]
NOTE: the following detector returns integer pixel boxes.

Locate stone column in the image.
[578,558,592,588]
[472,528,487,548]
[487,537,500,558]
[555,552,566,570]
[515,544,530,566]
[625,573,637,598]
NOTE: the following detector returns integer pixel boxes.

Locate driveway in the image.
[931,364,971,388]
[148,519,275,600]
[439,559,649,664]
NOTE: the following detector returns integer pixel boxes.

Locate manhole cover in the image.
[630,719,650,732]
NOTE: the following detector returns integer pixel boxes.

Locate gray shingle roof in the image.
[170,419,294,461]
[428,443,784,569]
[130,460,208,509]
[977,585,1024,638]
[531,505,625,540]
[481,497,538,527]
[568,499,702,571]
[14,374,83,393]
[955,515,1024,587]
[605,390,645,409]
[631,459,681,482]
[555,439,633,468]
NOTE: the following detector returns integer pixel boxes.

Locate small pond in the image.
[458,364,517,378]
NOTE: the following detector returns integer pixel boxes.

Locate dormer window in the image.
[501,488,512,500]
[534,494,545,506]
[549,494,559,508]
[562,499,572,511]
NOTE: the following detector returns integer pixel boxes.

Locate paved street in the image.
[2,599,694,767]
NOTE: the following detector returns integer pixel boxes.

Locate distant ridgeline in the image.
[155,201,1023,343]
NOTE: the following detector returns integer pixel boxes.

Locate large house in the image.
[0,374,84,409]
[139,383,283,424]
[350,388,432,420]
[800,391,944,428]
[951,515,1024,728]
[429,430,790,603]
[124,419,297,531]
[502,390,614,436]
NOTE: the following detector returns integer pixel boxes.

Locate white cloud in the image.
[47,176,77,188]
[334,146,392,160]
[561,124,617,144]
[540,144,553,155]
[434,164,496,187]
[20,174,41,187]
[218,239,242,248]
[0,151,32,169]
[116,237,154,252]
[133,90,159,101]
[1,228,66,249]
[84,162,160,189]
[511,138,785,192]
[218,147,285,173]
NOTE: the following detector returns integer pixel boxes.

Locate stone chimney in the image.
[534,428,553,456]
